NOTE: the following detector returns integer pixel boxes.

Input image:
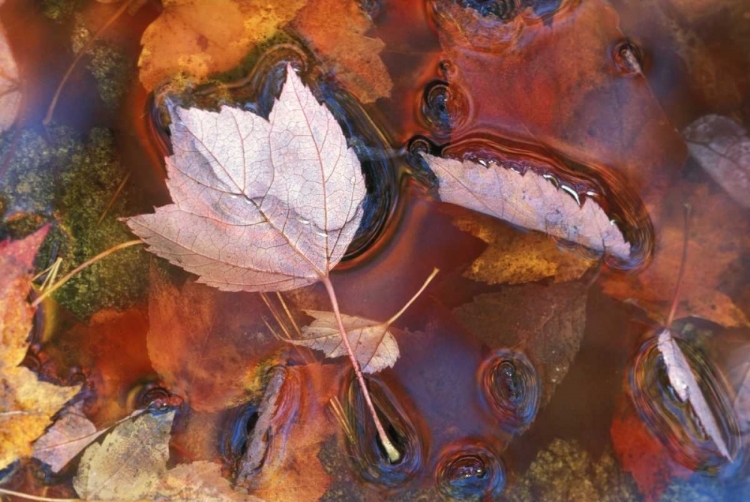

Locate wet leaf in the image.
[455,214,596,285]
[147,264,284,412]
[288,0,393,103]
[0,227,81,471]
[294,310,399,373]
[126,65,366,292]
[138,0,307,90]
[424,153,631,260]
[33,404,144,473]
[74,410,260,501]
[237,363,342,501]
[601,181,750,327]
[657,328,731,459]
[0,2,21,134]
[683,114,750,210]
[74,411,173,500]
[453,280,589,405]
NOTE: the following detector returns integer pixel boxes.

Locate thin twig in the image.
[97,171,131,224]
[665,204,692,328]
[42,0,134,125]
[321,276,401,463]
[276,292,302,336]
[387,268,439,325]
[31,240,142,307]
[0,488,79,502]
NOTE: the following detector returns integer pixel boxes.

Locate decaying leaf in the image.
[424,154,631,261]
[0,2,21,134]
[294,310,399,374]
[453,279,589,404]
[127,65,366,292]
[74,411,173,499]
[455,214,596,285]
[287,0,393,103]
[138,0,307,90]
[601,181,750,327]
[683,114,750,210]
[74,410,260,501]
[0,227,81,471]
[148,264,284,412]
[657,328,731,459]
[33,403,144,473]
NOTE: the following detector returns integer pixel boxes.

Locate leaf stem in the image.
[0,488,79,502]
[31,240,143,308]
[666,204,691,328]
[387,268,439,325]
[42,0,134,126]
[320,275,401,464]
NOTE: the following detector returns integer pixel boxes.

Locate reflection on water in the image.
[0,0,748,501]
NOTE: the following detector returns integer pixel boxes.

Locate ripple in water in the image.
[435,441,505,500]
[629,334,742,471]
[479,349,540,435]
[343,374,424,486]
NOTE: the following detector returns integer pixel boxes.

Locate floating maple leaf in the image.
[126,65,365,292]
[0,227,81,471]
[423,154,632,260]
[127,65,401,461]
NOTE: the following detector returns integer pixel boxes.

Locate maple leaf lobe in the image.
[126,66,366,292]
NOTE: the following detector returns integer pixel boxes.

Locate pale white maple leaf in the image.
[422,154,631,260]
[657,328,732,460]
[125,64,366,292]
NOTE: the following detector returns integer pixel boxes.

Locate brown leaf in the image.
[424,153,631,260]
[455,214,596,285]
[147,264,284,412]
[287,0,393,103]
[237,363,342,501]
[138,0,307,90]
[127,65,366,292]
[684,115,750,210]
[601,181,750,327]
[0,227,81,471]
[453,280,589,404]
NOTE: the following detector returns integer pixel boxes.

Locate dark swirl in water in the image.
[479,349,540,434]
[435,441,505,500]
[629,334,742,471]
[343,374,424,486]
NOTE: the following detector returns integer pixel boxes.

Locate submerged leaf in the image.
[288,0,393,103]
[74,411,173,499]
[138,0,307,90]
[0,227,81,471]
[126,65,366,292]
[683,114,750,210]
[294,311,399,373]
[423,154,631,260]
[657,329,731,459]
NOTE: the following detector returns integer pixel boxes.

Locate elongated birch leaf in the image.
[423,154,631,260]
[657,329,731,459]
